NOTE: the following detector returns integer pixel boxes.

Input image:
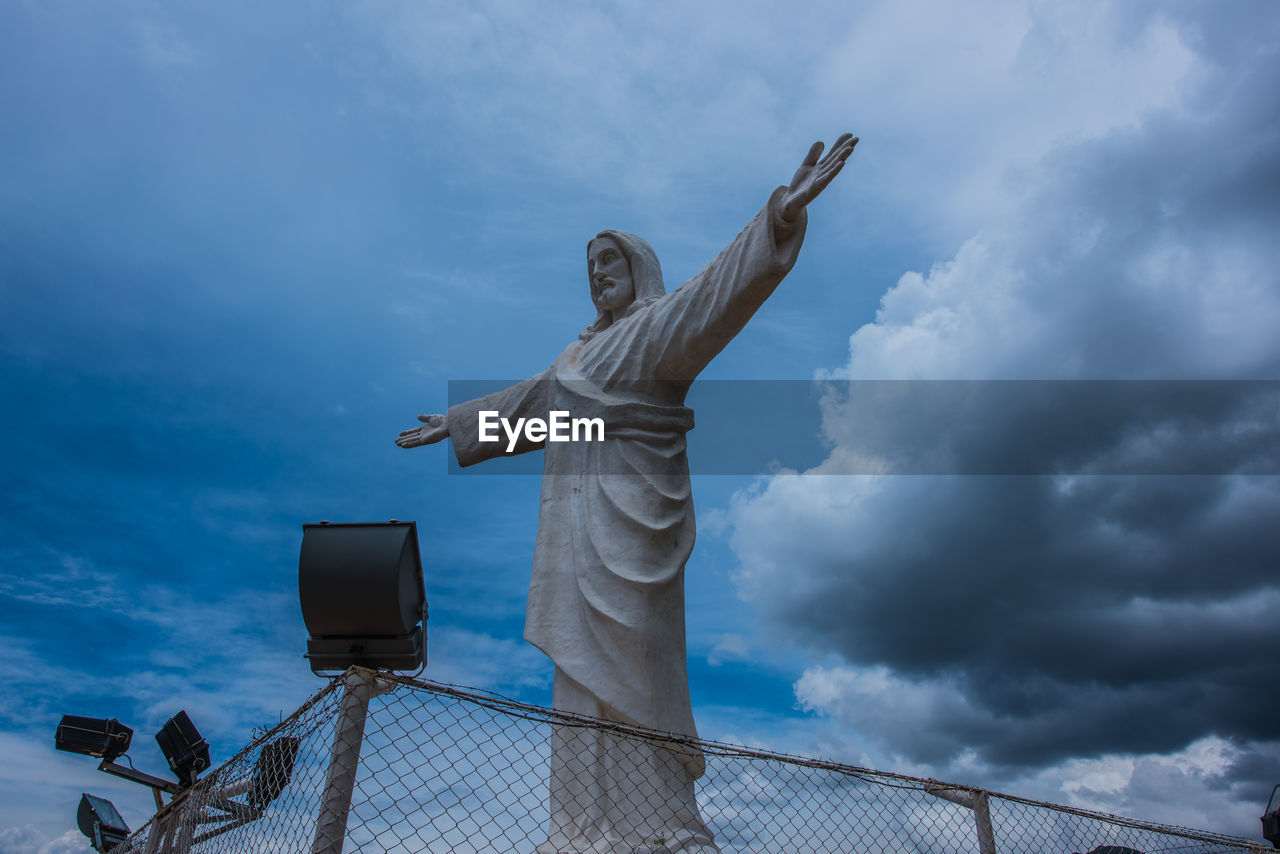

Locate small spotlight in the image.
[77,793,129,852]
[55,716,133,762]
[248,736,301,808]
[155,710,210,788]
[299,520,427,673]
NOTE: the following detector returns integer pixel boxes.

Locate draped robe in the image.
[443,188,806,850]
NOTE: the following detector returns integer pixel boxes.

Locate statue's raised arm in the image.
[623,133,858,382]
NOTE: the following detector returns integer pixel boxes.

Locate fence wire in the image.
[115,669,1268,854]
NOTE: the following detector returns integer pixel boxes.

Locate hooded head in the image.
[581,230,665,340]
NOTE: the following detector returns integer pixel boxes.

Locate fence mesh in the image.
[116,669,1268,854]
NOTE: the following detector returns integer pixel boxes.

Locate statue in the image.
[396,135,858,854]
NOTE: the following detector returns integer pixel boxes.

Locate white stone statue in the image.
[397,135,857,854]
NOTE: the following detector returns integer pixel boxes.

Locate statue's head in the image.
[582,230,665,339]
[588,235,635,313]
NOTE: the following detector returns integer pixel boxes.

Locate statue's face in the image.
[588,236,635,313]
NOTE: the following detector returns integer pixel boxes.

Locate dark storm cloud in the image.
[1215,742,1280,803]
[818,380,1280,475]
[763,474,1279,768]
[732,6,1280,771]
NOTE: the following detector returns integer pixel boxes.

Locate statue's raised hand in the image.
[396,414,448,448]
[781,134,858,223]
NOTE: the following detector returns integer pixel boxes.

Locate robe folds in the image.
[445,187,807,757]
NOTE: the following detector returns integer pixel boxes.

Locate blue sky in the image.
[2,1,1279,850]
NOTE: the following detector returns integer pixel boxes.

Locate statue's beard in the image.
[592,279,633,312]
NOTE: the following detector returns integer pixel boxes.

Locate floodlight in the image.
[299,520,427,673]
[77,793,129,852]
[1264,783,1280,848]
[248,735,301,808]
[56,716,133,762]
[155,710,210,788]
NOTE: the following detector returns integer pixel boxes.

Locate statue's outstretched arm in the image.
[779,133,858,228]
[396,414,448,448]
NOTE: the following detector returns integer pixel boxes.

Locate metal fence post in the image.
[310,667,393,854]
[971,791,996,854]
[925,785,997,854]
[140,812,168,854]
[170,802,196,854]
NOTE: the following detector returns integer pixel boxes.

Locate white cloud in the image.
[829,124,1280,382]
[707,633,751,666]
[0,552,132,612]
[424,626,552,695]
[794,664,987,767]
[0,731,146,851]
[134,18,197,69]
[809,1,1199,243]
[794,665,1273,834]
[1018,737,1266,835]
[0,827,91,854]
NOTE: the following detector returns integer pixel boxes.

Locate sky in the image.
[2,0,1278,850]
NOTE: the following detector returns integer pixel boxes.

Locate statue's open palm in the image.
[781,134,858,224]
[396,414,447,448]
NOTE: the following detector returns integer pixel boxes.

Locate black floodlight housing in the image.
[299,520,426,674]
[77,793,129,852]
[56,716,133,762]
[155,710,210,788]
[1264,784,1280,848]
[248,735,302,808]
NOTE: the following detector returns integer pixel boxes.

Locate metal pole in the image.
[971,791,995,854]
[167,791,199,854]
[310,667,392,854]
[142,811,170,854]
[925,785,997,854]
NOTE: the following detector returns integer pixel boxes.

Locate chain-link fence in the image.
[114,668,1268,854]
